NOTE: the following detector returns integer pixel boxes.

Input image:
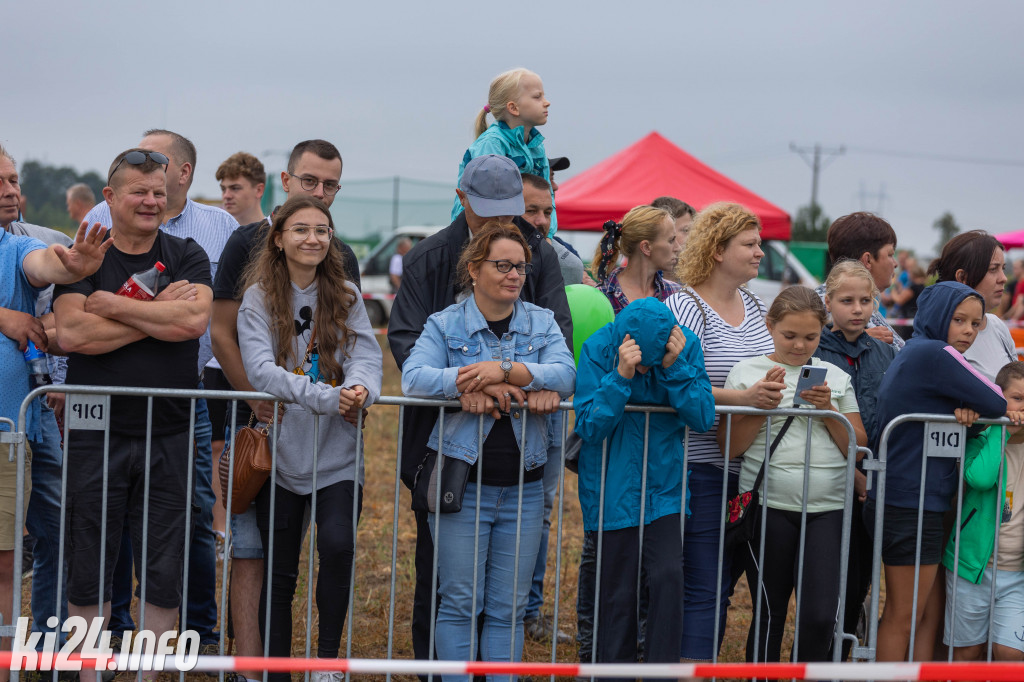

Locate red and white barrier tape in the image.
[7,654,1024,681]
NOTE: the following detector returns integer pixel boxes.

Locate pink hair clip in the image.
[483,104,491,113]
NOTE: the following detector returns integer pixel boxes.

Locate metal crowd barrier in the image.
[11,385,1009,679]
[865,413,1017,665]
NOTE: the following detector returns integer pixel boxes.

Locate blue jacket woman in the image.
[401,296,576,466]
[399,222,574,682]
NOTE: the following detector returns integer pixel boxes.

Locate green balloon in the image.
[565,284,615,365]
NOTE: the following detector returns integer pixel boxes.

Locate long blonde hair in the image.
[474,68,540,138]
[824,259,879,303]
[591,205,671,282]
[241,196,355,381]
[676,202,761,286]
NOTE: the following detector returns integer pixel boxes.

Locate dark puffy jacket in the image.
[814,325,896,440]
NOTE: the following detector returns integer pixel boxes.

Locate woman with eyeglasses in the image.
[401,221,576,681]
[236,195,382,681]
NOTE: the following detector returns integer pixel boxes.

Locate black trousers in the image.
[745,507,842,664]
[256,480,362,682]
[595,515,684,681]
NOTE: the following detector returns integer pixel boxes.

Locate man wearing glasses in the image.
[387,154,572,674]
[84,130,238,657]
[210,138,359,682]
[54,149,212,682]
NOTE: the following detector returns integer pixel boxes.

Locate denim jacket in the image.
[401,295,576,467]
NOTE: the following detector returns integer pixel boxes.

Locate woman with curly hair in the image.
[664,202,785,662]
[237,195,383,681]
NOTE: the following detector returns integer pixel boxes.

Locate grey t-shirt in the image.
[964,313,1016,382]
[550,238,585,286]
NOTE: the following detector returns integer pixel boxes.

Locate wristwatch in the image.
[501,360,513,383]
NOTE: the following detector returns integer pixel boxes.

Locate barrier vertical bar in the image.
[304,417,320,682]
[178,397,197,682]
[791,417,814,663]
[385,405,405,682]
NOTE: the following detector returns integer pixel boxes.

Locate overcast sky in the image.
[6,1,1023,256]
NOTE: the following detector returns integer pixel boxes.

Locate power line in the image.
[790,142,845,211]
[847,146,1024,167]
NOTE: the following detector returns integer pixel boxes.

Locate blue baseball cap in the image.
[459,154,525,217]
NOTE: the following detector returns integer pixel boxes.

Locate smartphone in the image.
[793,364,828,406]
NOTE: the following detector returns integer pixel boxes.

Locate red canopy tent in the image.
[995,229,1024,249]
[555,131,792,240]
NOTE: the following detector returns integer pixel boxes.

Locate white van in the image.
[555,231,817,305]
[359,225,444,326]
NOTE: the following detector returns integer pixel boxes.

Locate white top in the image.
[964,313,1016,383]
[726,355,859,512]
[665,287,773,472]
[997,441,1024,571]
[389,252,403,277]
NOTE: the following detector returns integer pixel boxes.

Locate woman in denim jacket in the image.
[402,222,576,681]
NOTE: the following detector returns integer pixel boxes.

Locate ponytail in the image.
[473,106,491,138]
[593,220,623,283]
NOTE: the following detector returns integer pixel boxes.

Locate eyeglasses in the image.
[283,224,334,240]
[288,173,340,196]
[108,151,169,184]
[485,259,533,275]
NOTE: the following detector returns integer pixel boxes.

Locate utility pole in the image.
[790,142,846,213]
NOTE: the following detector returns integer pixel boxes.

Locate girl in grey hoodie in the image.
[237,196,382,681]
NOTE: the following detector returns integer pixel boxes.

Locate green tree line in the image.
[20,160,105,232]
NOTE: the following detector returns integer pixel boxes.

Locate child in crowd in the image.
[574,298,714,674]
[720,286,868,663]
[814,260,897,658]
[868,281,1008,662]
[942,360,1024,662]
[452,68,557,236]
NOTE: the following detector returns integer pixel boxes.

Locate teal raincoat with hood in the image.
[574,298,715,532]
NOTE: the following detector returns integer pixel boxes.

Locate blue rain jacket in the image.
[574,298,715,532]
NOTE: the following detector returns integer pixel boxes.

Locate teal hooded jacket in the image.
[451,121,557,236]
[574,298,715,532]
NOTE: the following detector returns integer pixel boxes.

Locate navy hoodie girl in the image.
[871,281,1006,514]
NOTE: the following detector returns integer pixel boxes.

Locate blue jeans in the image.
[26,401,67,640]
[108,394,218,643]
[680,463,738,660]
[526,451,560,619]
[429,481,544,682]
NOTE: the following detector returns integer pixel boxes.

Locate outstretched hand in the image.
[53,222,112,280]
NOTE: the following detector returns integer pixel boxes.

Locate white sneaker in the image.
[311,670,344,682]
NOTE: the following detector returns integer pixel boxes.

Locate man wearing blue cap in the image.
[388,154,572,672]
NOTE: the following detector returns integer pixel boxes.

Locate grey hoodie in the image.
[238,280,383,494]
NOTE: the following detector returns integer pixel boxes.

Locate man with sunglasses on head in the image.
[54,149,212,682]
[210,138,358,682]
[387,154,572,675]
[84,129,238,657]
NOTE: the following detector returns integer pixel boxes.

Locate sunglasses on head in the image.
[108,150,169,184]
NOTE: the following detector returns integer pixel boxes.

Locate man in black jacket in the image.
[387,154,572,669]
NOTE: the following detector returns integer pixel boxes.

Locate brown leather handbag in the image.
[219,414,273,514]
